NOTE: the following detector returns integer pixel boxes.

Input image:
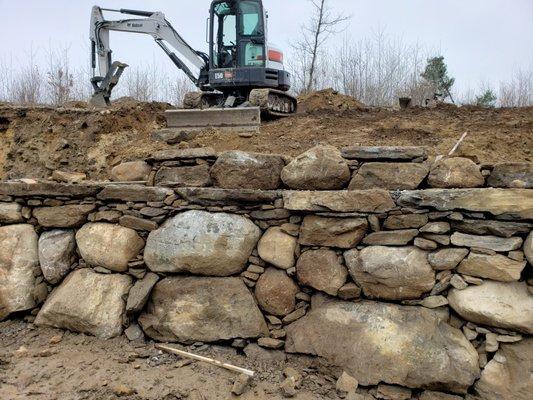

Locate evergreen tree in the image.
[475,89,497,108]
[421,56,456,103]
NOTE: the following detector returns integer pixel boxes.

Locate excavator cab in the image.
[208,0,291,94]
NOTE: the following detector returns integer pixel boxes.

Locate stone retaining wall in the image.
[1,146,532,400]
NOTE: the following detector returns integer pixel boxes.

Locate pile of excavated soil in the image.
[0,94,531,180]
[297,88,366,114]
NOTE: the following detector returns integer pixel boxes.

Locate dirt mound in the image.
[0,99,531,180]
[297,88,366,114]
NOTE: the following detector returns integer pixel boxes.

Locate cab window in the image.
[239,1,263,36]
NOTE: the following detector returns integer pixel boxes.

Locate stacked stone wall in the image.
[0,146,532,400]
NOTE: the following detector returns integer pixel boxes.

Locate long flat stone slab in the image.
[97,185,173,202]
[398,189,533,219]
[0,180,102,198]
[283,190,396,213]
[341,146,427,161]
[147,147,217,162]
[176,187,281,206]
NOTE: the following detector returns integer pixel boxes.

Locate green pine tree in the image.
[421,56,456,104]
[475,89,497,108]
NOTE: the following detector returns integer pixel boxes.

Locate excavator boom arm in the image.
[90,6,208,105]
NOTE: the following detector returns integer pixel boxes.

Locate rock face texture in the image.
[448,281,533,334]
[111,161,152,182]
[296,249,347,296]
[428,248,469,270]
[345,246,435,300]
[299,216,368,249]
[0,224,38,320]
[450,232,522,252]
[35,269,132,339]
[33,204,95,228]
[472,338,532,400]
[38,230,76,284]
[487,162,533,188]
[284,190,395,213]
[281,145,351,190]
[210,151,285,190]
[145,211,260,276]
[76,223,144,272]
[255,268,299,316]
[257,227,297,270]
[362,229,419,246]
[428,158,485,188]
[139,277,268,343]
[285,299,479,393]
[348,162,429,190]
[398,189,533,219]
[0,202,23,223]
[524,232,533,265]
[457,252,526,281]
[155,165,211,187]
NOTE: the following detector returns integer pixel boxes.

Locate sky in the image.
[1,0,532,95]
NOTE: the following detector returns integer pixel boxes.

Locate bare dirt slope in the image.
[0,90,531,180]
[0,320,339,400]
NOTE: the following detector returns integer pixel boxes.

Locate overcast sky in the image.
[1,0,532,94]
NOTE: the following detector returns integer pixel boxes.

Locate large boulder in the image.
[285,298,479,393]
[0,224,38,320]
[299,216,368,249]
[348,163,429,190]
[457,252,526,282]
[281,145,351,190]
[296,249,348,296]
[428,158,484,188]
[35,269,132,339]
[111,161,152,182]
[145,211,261,276]
[472,338,532,400]
[0,202,23,224]
[139,277,268,343]
[344,246,435,300]
[33,204,95,228]
[448,281,533,334]
[257,227,297,270]
[255,268,299,316]
[76,223,144,272]
[38,230,76,284]
[487,162,533,188]
[210,151,285,190]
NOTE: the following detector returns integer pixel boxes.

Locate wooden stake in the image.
[155,344,255,377]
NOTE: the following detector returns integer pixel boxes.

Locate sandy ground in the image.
[0,320,344,400]
[0,91,531,180]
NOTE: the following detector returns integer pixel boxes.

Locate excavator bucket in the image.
[165,107,261,133]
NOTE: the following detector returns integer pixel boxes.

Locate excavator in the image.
[90,1,297,130]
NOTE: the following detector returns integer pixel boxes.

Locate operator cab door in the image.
[237,0,266,68]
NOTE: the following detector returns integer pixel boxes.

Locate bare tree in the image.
[499,69,533,107]
[46,46,75,105]
[292,0,350,93]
